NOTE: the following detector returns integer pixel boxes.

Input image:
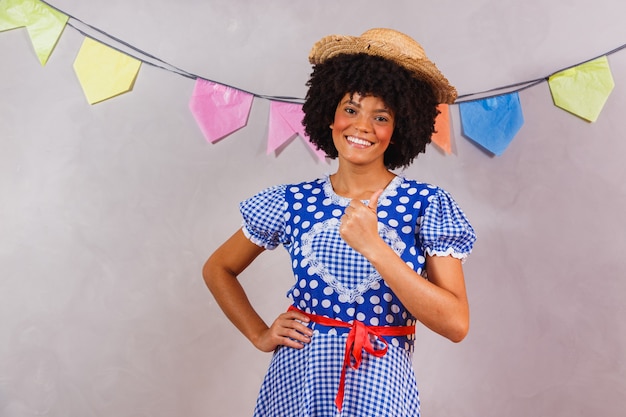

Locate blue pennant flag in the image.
[459,93,524,156]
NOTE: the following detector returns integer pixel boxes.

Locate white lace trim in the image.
[425,247,469,263]
[300,218,405,302]
[321,174,405,207]
[241,222,278,250]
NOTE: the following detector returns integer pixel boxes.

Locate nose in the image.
[353,114,372,133]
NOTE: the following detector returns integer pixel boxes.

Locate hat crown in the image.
[308,28,457,103]
[359,28,427,61]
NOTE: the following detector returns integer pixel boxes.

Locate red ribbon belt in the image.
[288,305,414,411]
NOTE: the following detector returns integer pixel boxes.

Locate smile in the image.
[346,136,372,147]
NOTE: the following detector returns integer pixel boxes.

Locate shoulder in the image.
[285,177,326,192]
[282,177,327,200]
[238,184,286,216]
[397,177,436,192]
[241,177,327,208]
[413,181,476,259]
[391,176,444,204]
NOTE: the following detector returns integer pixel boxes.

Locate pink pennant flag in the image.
[189,79,254,143]
[268,101,326,161]
[268,101,299,153]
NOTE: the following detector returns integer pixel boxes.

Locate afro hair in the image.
[302,53,440,169]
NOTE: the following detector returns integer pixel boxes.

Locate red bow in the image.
[288,306,414,411]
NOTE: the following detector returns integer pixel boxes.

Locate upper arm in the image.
[425,254,468,305]
[203,228,266,281]
[425,254,470,341]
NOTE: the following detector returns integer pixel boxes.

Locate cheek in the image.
[331,112,351,131]
[377,125,395,143]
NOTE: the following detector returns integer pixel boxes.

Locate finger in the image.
[282,310,311,324]
[281,337,308,349]
[278,312,313,337]
[278,317,312,335]
[274,324,312,348]
[368,189,384,211]
[285,327,312,343]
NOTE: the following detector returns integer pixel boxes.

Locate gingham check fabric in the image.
[254,326,421,417]
[239,175,476,417]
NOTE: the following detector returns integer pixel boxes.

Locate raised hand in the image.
[339,189,384,257]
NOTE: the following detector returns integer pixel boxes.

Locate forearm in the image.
[365,240,469,342]
[202,229,313,352]
[203,262,269,348]
[339,196,469,342]
[202,229,271,349]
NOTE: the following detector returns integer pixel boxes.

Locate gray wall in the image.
[1,0,625,416]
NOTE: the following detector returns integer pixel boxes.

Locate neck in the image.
[330,164,396,200]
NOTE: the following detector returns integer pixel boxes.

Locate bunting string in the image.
[40,0,305,103]
[37,0,626,104]
[2,0,625,157]
[457,42,626,103]
[66,16,197,81]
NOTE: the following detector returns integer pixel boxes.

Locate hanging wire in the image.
[41,1,624,105]
[455,78,547,102]
[40,0,305,103]
[456,41,626,103]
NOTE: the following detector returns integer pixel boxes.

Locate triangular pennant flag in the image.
[189,79,254,143]
[431,104,452,154]
[268,101,299,153]
[73,37,142,104]
[0,0,68,65]
[548,56,615,122]
[268,101,326,161]
[459,92,524,156]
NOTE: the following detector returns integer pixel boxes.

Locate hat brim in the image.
[309,34,457,104]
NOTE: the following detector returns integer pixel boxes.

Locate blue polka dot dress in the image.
[240,175,476,417]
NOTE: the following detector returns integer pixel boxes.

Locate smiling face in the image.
[330,93,395,169]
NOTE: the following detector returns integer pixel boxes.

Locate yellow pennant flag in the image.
[0,0,68,65]
[548,56,615,122]
[73,37,142,105]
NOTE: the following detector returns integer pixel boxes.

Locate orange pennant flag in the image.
[431,104,451,154]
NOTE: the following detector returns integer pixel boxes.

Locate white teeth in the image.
[346,136,372,146]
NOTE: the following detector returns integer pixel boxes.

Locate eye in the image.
[344,107,356,115]
[374,115,390,123]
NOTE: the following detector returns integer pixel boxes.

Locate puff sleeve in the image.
[239,184,289,250]
[419,188,476,261]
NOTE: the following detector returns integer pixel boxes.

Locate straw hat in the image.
[308,28,457,104]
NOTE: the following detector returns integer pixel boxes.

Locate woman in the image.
[203,28,476,417]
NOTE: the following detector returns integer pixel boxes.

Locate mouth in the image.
[346,136,373,147]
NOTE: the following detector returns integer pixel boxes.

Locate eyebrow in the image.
[344,99,392,114]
